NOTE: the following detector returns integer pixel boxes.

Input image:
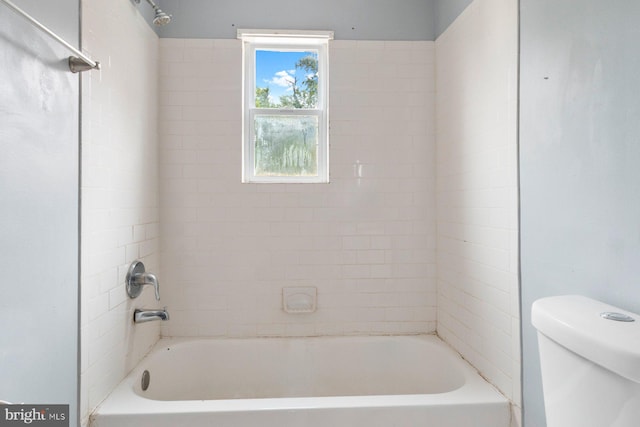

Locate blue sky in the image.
[255,50,318,103]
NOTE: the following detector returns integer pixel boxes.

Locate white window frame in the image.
[239,29,333,183]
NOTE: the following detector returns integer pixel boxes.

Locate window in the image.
[239,29,333,183]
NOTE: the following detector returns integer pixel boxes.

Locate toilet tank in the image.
[532,295,640,427]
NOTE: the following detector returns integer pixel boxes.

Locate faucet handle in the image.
[126,260,160,300]
[138,272,160,301]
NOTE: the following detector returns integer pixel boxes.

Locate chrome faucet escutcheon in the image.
[126,260,161,300]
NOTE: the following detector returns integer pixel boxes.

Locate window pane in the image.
[255,50,319,109]
[254,115,319,177]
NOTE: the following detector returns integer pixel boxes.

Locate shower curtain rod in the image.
[0,0,99,72]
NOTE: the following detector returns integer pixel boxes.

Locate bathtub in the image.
[91,335,510,427]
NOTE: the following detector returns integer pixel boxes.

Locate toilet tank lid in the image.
[532,295,640,383]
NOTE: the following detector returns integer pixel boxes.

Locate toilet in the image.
[532,295,640,427]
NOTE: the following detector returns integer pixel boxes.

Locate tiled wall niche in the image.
[158,39,437,338]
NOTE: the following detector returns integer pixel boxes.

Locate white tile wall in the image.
[80,1,160,425]
[159,39,437,338]
[435,0,520,422]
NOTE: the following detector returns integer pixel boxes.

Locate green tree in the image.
[296,55,318,107]
[278,55,318,109]
[255,87,273,108]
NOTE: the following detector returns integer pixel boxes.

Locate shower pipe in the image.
[0,0,100,73]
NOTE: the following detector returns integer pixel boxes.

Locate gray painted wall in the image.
[6,0,78,45]
[433,0,473,37]
[520,0,640,426]
[0,1,79,425]
[131,0,156,29]
[136,0,469,40]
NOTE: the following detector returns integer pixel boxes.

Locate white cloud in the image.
[265,70,295,89]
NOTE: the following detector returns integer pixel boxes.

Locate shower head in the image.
[134,0,172,26]
[152,7,171,26]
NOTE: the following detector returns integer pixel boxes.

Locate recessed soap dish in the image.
[283,287,317,314]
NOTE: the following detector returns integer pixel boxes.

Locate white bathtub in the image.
[91,335,510,427]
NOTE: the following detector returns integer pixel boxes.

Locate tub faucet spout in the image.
[134,307,170,323]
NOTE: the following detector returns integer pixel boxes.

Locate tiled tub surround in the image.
[435,0,520,423]
[159,39,437,338]
[91,335,509,427]
[80,0,160,424]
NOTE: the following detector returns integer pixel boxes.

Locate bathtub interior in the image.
[137,335,467,401]
[91,335,511,427]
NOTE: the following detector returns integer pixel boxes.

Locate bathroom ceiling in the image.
[135,0,472,40]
